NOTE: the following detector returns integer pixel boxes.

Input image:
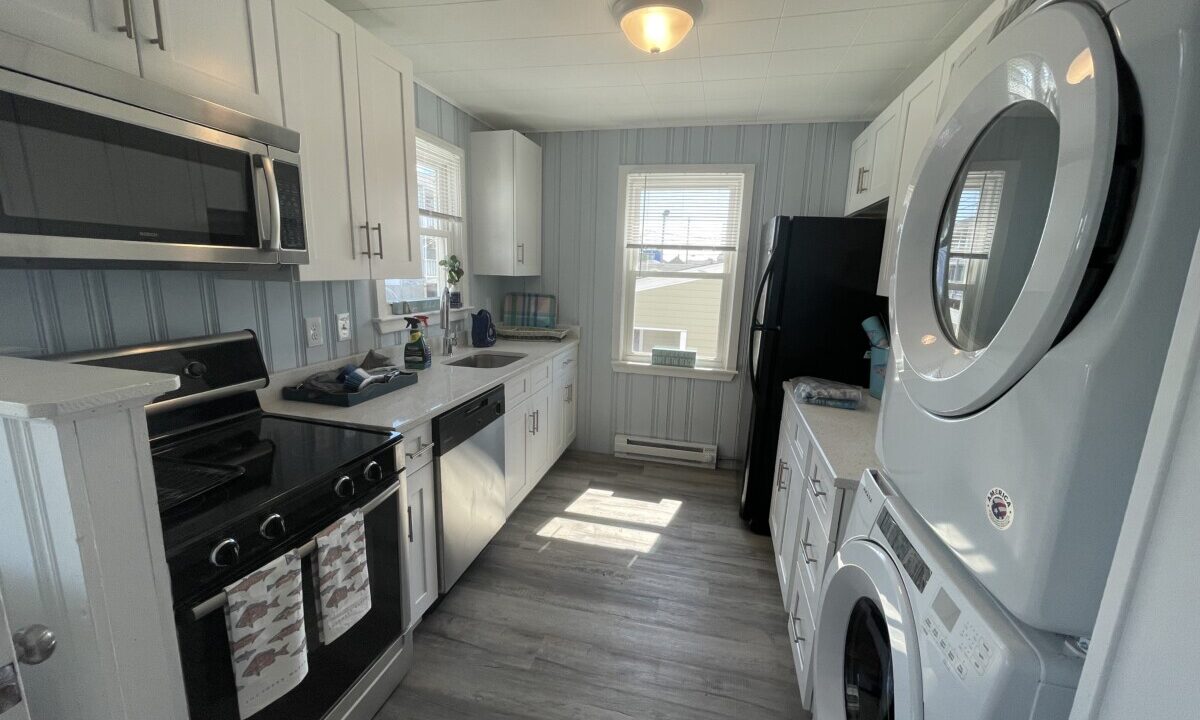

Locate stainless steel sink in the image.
[445,352,527,369]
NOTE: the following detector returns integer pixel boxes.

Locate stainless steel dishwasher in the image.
[432,385,506,593]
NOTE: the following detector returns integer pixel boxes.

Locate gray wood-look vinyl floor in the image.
[375,451,808,720]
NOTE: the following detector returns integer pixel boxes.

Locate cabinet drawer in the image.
[554,347,578,382]
[787,561,816,706]
[795,485,832,608]
[402,421,435,472]
[807,449,838,535]
[529,358,553,391]
[506,371,533,407]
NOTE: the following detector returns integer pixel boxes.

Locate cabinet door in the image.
[513,132,542,276]
[863,96,902,207]
[406,463,438,622]
[938,0,1006,114]
[276,0,371,281]
[525,385,552,484]
[504,401,530,514]
[468,131,516,275]
[132,0,283,123]
[0,0,140,76]
[844,130,875,216]
[879,58,944,296]
[769,425,793,590]
[560,378,577,453]
[355,27,422,280]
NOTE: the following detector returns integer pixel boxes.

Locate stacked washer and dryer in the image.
[809,0,1200,718]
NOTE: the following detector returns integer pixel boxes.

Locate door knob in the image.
[13,624,55,665]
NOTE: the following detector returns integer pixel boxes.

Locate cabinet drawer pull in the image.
[810,476,827,498]
[803,542,817,565]
[517,243,525,263]
[405,440,434,461]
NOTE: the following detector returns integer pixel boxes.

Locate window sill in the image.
[374,306,475,335]
[611,361,738,382]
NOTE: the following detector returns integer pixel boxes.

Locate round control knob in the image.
[334,475,355,498]
[182,360,207,379]
[259,513,286,540]
[209,538,240,567]
[363,460,383,484]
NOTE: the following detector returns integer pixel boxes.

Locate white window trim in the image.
[611,163,754,381]
[373,130,470,332]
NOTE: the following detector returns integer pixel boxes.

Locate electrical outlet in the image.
[305,316,324,348]
[336,313,352,342]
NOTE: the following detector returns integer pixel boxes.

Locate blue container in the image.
[869,346,889,399]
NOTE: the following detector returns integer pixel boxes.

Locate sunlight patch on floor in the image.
[564,488,682,528]
[537,516,660,553]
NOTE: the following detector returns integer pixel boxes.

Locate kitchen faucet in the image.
[441,287,457,356]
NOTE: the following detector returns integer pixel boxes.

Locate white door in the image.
[355,27,422,280]
[0,581,32,720]
[406,463,438,622]
[0,0,140,76]
[132,0,283,123]
[813,540,923,720]
[276,0,372,281]
[891,3,1123,416]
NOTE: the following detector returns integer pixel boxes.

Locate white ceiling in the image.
[329,0,993,132]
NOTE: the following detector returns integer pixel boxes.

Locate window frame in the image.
[377,130,470,328]
[611,164,755,381]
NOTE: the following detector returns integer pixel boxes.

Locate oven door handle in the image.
[187,480,401,621]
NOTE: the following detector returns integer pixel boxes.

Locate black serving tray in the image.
[281,370,418,407]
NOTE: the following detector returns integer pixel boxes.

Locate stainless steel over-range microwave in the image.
[0,66,306,267]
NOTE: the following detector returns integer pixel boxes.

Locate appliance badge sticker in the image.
[986,488,1014,530]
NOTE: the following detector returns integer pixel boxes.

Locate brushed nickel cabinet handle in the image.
[147,0,166,49]
[359,223,372,257]
[117,0,134,38]
[407,506,414,542]
[517,243,524,264]
[372,223,384,258]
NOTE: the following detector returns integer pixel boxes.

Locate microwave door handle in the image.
[257,155,281,252]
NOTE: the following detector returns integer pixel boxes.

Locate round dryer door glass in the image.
[933,101,1061,351]
[844,598,894,719]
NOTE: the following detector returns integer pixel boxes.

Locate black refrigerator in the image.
[741,216,886,534]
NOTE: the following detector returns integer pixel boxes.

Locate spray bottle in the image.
[403,315,432,370]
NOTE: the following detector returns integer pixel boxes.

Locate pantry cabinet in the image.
[0,0,282,123]
[276,0,421,282]
[843,95,901,216]
[470,130,543,276]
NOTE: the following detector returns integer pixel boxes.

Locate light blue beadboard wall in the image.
[0,84,488,369]
[515,122,866,460]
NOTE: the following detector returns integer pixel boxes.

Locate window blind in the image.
[416,136,463,220]
[623,172,746,251]
[949,169,1006,256]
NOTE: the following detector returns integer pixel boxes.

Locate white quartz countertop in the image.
[785,382,882,481]
[259,338,580,433]
[0,356,180,420]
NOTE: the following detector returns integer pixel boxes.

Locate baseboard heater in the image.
[613,434,718,469]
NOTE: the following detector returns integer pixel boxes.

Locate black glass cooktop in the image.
[153,413,396,551]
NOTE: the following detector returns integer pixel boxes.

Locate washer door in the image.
[892,3,1121,416]
[814,540,923,720]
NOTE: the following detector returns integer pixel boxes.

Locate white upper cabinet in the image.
[354,26,421,280]
[275,0,421,282]
[131,0,283,123]
[276,0,371,281]
[844,96,901,216]
[878,57,945,296]
[470,130,542,276]
[0,0,141,76]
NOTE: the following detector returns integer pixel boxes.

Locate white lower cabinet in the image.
[504,400,530,513]
[405,461,438,624]
[786,552,816,706]
[501,348,579,516]
[525,384,553,483]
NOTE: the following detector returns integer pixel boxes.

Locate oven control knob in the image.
[363,460,383,484]
[259,513,286,540]
[334,475,355,498]
[182,360,207,379]
[209,538,240,568]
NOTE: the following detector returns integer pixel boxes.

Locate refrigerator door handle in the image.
[748,255,778,391]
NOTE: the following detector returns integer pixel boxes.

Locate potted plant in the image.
[439,254,465,309]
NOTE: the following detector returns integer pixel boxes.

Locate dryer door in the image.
[891,3,1123,416]
[813,540,923,720]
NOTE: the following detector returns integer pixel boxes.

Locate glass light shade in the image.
[619,5,695,54]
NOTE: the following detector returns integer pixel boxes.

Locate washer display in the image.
[878,0,1200,635]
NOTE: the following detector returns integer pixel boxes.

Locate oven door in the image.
[0,67,296,266]
[175,482,406,720]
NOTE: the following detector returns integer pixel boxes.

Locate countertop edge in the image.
[0,356,180,420]
[783,379,882,482]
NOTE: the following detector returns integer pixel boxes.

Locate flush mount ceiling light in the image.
[612,0,703,55]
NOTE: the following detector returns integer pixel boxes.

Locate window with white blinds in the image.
[386,132,467,305]
[948,169,1006,256]
[615,165,754,374]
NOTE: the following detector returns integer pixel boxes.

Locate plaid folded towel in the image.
[502,294,558,329]
[791,376,864,410]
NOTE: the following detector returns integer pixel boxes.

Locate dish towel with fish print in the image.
[314,510,371,644]
[223,550,308,719]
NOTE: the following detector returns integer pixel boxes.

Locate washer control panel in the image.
[920,586,996,682]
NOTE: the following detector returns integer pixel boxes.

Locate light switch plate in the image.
[305,316,324,347]
[336,313,352,342]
